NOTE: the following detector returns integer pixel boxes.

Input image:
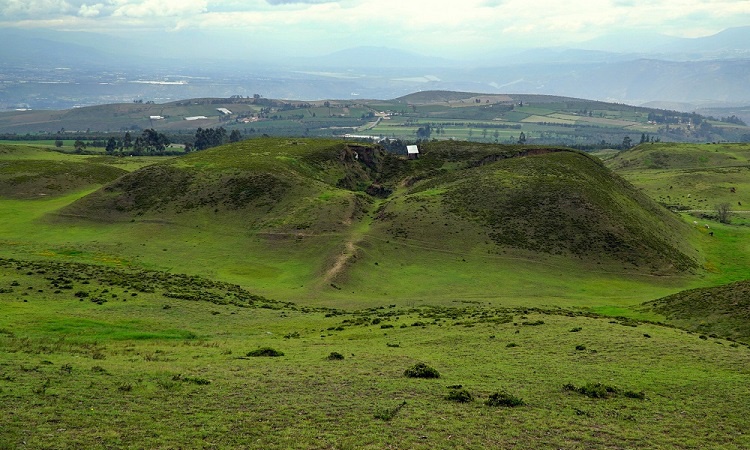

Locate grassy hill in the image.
[605,141,750,288]
[605,143,750,212]
[0,138,692,312]
[0,144,127,199]
[377,142,698,273]
[59,139,700,275]
[60,139,379,234]
[643,279,750,341]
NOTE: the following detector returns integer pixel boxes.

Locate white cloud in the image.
[0,0,74,18]
[265,0,338,4]
[112,0,208,18]
[78,3,103,17]
[1,0,748,56]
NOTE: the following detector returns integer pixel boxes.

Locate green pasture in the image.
[2,139,750,448]
[1,261,749,449]
[0,141,717,314]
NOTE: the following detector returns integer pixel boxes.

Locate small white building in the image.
[185,116,208,121]
[407,145,420,159]
[216,108,233,115]
[149,115,164,120]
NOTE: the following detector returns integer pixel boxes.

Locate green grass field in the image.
[2,258,749,449]
[2,139,750,448]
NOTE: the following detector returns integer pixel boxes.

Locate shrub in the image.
[570,327,582,332]
[446,388,474,403]
[522,320,545,326]
[173,374,211,385]
[327,352,345,360]
[506,342,519,348]
[404,362,440,379]
[564,382,621,399]
[374,401,406,421]
[485,391,525,407]
[247,347,284,357]
[575,344,586,351]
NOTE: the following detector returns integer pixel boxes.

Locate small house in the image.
[407,145,420,159]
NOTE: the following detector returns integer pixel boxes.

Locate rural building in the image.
[185,116,208,121]
[216,108,233,115]
[407,145,420,159]
[149,115,164,120]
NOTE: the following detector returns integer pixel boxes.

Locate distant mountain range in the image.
[1,27,750,109]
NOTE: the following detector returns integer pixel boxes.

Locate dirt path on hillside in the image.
[323,239,358,284]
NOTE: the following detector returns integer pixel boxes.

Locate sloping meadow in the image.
[1,258,749,448]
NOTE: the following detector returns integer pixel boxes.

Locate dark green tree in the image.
[123,132,132,150]
[229,129,242,143]
[105,137,117,154]
[416,124,431,139]
[74,140,86,153]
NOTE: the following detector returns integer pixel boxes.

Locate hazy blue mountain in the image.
[659,26,750,58]
[2,26,750,108]
[299,46,459,68]
[0,29,111,66]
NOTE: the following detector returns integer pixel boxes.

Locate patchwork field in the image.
[2,91,749,147]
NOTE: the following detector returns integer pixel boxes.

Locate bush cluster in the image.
[404,362,440,379]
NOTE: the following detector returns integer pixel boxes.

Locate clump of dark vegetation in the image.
[172,374,211,385]
[570,327,582,332]
[522,320,545,326]
[326,352,345,360]
[485,391,525,407]
[445,388,474,403]
[506,342,519,348]
[563,382,644,400]
[373,401,407,422]
[575,344,587,351]
[246,347,284,357]
[404,362,440,379]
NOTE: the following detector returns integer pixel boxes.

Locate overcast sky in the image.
[2,0,749,57]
